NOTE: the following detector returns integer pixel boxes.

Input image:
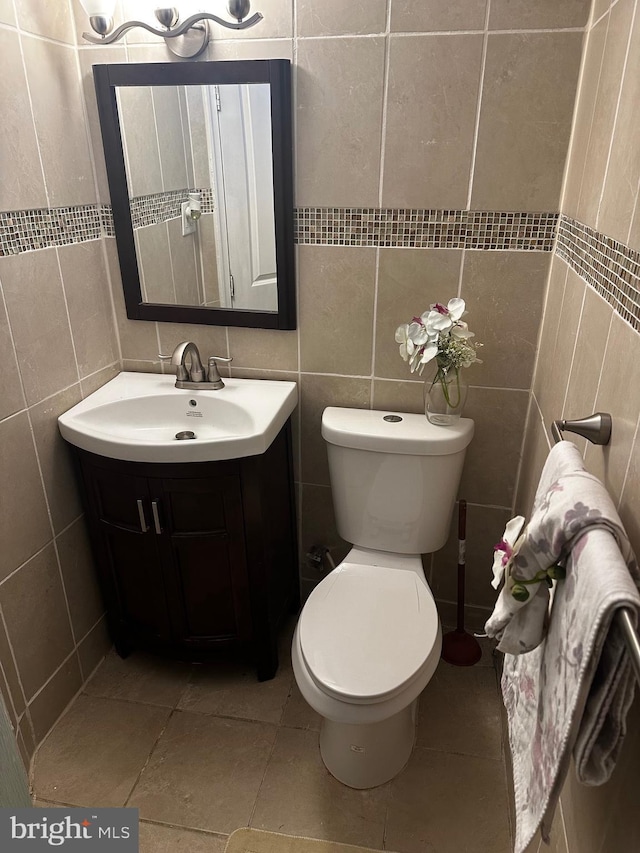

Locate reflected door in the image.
[210,83,277,311]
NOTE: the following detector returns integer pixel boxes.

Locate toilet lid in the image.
[299,564,439,703]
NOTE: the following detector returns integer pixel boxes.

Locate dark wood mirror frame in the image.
[93,59,296,329]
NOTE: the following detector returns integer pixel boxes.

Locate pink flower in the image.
[495,538,513,566]
[491,516,526,590]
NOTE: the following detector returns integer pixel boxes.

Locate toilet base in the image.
[319,699,417,789]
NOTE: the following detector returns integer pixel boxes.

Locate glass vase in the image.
[425,366,468,426]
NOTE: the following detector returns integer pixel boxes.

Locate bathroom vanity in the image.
[74,429,296,680]
[59,372,299,681]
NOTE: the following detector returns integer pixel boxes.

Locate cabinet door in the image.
[153,473,252,647]
[80,463,172,643]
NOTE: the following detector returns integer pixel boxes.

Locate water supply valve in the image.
[305,545,335,574]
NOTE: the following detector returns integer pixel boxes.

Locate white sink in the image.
[58,372,298,463]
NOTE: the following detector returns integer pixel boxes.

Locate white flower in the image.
[415,340,438,371]
[491,516,526,590]
[394,324,414,361]
[424,308,453,333]
[407,321,431,346]
[450,321,474,340]
[396,296,481,377]
[423,297,467,334]
[447,297,466,321]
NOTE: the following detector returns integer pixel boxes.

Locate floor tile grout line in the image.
[381,715,392,851]
[171,661,198,712]
[276,678,295,729]
[80,688,183,713]
[35,799,222,842]
[81,657,301,727]
[411,743,505,763]
[34,797,94,809]
[137,817,228,839]
[248,712,285,830]
[159,705,290,728]
[123,707,175,809]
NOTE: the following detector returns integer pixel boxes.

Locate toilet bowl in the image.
[292,548,441,788]
[293,408,474,789]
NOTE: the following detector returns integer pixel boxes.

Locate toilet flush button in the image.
[383,415,402,423]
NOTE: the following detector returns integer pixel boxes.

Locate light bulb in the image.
[78,0,116,17]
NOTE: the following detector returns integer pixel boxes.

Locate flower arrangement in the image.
[395,298,482,420]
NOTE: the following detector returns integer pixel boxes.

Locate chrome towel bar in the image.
[551,411,640,682]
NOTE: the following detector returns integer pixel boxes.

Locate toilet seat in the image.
[298,562,440,705]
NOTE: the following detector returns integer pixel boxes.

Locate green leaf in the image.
[511,583,530,602]
[547,565,566,580]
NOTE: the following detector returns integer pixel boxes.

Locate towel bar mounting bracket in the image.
[551,412,612,446]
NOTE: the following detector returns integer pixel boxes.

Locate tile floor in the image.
[32,624,513,852]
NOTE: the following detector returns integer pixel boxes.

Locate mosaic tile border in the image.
[1,204,558,257]
[0,190,213,256]
[3,202,637,331]
[0,205,103,256]
[129,187,214,230]
[100,204,115,238]
[294,209,558,250]
[556,215,640,333]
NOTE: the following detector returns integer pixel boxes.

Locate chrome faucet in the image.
[171,341,205,382]
[159,341,233,390]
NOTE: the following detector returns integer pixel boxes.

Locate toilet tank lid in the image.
[322,407,474,455]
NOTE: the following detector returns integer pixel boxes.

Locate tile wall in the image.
[89,1,586,629]
[516,0,640,850]
[0,0,593,767]
[0,1,117,769]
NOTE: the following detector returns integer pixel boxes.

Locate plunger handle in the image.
[441,499,481,666]
[457,500,467,632]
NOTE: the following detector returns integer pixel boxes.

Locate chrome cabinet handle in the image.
[137,499,149,533]
[151,500,163,535]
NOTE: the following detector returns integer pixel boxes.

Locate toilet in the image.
[292,407,474,789]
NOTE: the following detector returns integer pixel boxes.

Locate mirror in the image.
[93,60,295,329]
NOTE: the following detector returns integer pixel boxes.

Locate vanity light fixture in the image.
[79,0,263,59]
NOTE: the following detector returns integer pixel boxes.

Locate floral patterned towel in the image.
[485,442,636,654]
[492,442,640,853]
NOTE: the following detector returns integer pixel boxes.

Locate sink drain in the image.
[175,430,196,440]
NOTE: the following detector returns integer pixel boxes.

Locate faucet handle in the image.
[207,355,233,387]
[158,353,188,381]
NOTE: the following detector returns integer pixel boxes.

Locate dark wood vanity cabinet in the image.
[74,422,298,680]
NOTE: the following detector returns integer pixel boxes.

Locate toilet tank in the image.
[322,408,474,555]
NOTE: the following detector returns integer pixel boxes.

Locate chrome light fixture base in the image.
[163,19,209,59]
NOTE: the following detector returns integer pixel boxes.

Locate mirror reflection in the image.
[116,82,277,312]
